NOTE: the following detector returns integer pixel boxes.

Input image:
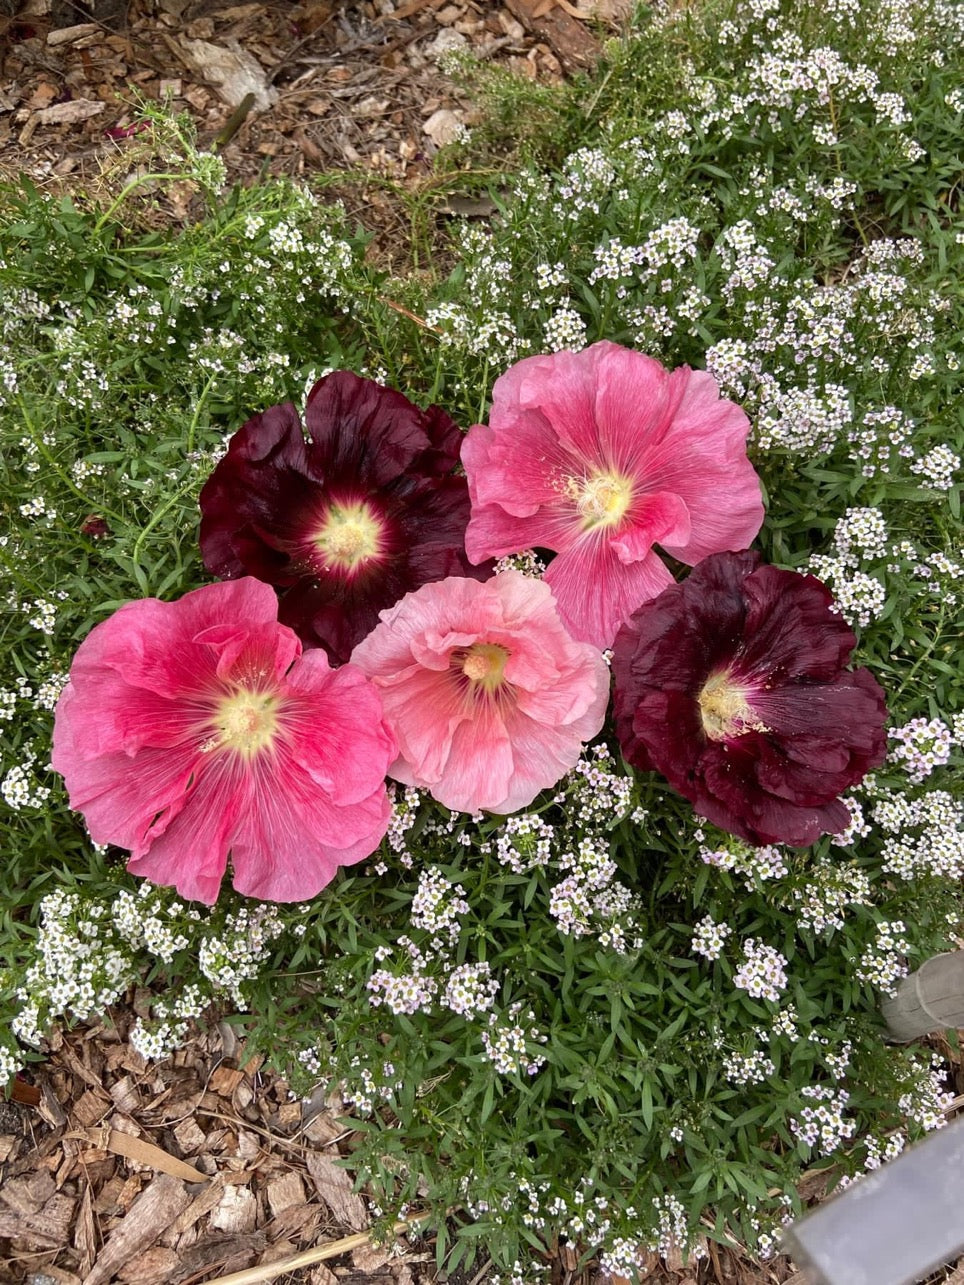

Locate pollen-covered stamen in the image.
[210,689,280,757]
[314,502,383,570]
[570,471,634,530]
[460,643,510,694]
[698,670,768,741]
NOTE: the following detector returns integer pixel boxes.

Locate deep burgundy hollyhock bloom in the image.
[199,372,489,664]
[611,550,887,847]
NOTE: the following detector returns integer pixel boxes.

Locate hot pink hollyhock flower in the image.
[51,578,396,904]
[350,571,610,815]
[462,340,765,650]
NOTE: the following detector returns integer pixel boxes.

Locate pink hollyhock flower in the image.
[462,340,764,650]
[350,571,610,815]
[199,371,489,665]
[51,578,396,904]
[611,551,888,847]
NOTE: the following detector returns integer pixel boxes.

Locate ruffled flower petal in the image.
[611,551,887,847]
[543,537,674,654]
[52,579,396,903]
[463,341,764,649]
[351,571,610,815]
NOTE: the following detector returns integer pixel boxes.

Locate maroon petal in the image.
[200,401,315,581]
[612,551,887,847]
[416,403,465,475]
[199,373,488,663]
[304,371,435,486]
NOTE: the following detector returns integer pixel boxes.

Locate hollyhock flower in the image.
[350,571,610,815]
[462,340,764,650]
[199,371,489,664]
[51,578,396,904]
[611,551,887,847]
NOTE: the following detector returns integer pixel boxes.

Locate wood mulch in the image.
[1,1009,440,1285]
[0,0,618,197]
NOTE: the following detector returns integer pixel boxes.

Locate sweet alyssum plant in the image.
[1,0,962,1277]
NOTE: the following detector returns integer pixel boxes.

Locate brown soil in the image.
[0,0,602,195]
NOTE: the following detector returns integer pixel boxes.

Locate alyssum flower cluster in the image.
[53,341,887,903]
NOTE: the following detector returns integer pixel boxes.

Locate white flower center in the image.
[211,689,280,757]
[314,503,383,569]
[698,671,768,741]
[571,471,634,529]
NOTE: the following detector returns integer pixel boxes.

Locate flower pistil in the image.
[314,502,384,571]
[460,642,510,693]
[698,670,769,741]
[209,689,281,757]
[569,471,634,530]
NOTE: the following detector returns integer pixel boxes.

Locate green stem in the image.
[0,541,47,601]
[476,359,491,424]
[18,401,125,526]
[187,373,218,455]
[893,602,948,702]
[130,479,197,575]
[92,172,192,235]
[827,88,869,248]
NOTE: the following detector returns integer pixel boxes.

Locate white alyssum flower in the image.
[733,939,789,1001]
[791,1086,856,1154]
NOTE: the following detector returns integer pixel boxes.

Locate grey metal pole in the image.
[781,1116,964,1285]
[881,951,964,1042]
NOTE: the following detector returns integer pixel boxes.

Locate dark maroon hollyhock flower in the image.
[611,550,887,847]
[199,371,490,663]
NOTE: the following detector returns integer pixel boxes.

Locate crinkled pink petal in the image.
[589,343,690,469]
[52,666,197,761]
[544,537,675,650]
[643,368,763,564]
[510,643,607,729]
[351,571,609,814]
[53,578,396,904]
[495,710,595,814]
[424,705,516,812]
[283,653,398,805]
[462,403,572,519]
[68,579,283,710]
[228,754,392,901]
[52,696,202,853]
[464,496,574,564]
[369,661,471,788]
[612,491,691,564]
[411,629,482,670]
[126,759,244,904]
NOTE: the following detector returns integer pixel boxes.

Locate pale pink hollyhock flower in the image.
[462,340,765,650]
[51,578,396,904]
[350,571,610,815]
